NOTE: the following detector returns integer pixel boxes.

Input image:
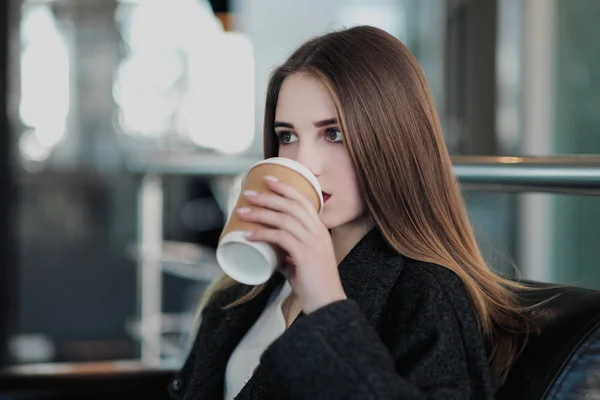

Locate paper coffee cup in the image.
[216,157,323,285]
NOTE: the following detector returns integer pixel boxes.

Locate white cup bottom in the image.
[216,231,277,285]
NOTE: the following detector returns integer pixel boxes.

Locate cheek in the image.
[328,153,363,205]
[345,176,365,211]
[277,144,294,159]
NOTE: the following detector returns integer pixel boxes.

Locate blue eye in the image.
[278,131,299,145]
[325,128,344,143]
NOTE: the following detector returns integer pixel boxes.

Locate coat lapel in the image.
[185,274,284,399]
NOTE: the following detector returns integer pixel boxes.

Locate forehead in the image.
[275,74,337,122]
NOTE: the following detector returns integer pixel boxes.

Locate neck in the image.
[331,214,375,264]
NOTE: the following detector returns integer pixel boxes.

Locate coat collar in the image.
[185,227,406,399]
[336,227,407,327]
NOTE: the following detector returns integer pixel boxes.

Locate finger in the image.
[264,176,321,219]
[243,191,317,233]
[237,207,310,243]
[245,229,298,257]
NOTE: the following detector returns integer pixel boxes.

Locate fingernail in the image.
[264,175,278,182]
[236,207,251,214]
[243,190,258,197]
[243,231,254,237]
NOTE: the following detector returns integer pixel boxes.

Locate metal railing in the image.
[452,155,600,195]
[129,152,600,365]
[129,153,600,193]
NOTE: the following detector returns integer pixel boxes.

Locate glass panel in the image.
[554,0,600,155]
[464,190,600,290]
[496,0,600,157]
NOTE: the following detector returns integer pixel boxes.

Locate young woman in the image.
[169,25,533,400]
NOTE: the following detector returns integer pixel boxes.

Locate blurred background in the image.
[0,0,599,371]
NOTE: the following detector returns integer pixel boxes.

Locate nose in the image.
[294,142,322,177]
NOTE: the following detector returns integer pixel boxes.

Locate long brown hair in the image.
[200,25,534,383]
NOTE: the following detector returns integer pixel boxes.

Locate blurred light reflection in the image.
[114,0,255,155]
[19,3,70,164]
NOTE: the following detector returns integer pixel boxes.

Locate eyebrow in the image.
[314,118,338,128]
[273,118,338,129]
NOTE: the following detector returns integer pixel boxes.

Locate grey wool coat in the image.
[168,228,496,399]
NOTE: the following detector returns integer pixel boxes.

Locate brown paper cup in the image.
[216,157,323,285]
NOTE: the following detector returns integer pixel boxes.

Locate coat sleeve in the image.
[258,267,493,399]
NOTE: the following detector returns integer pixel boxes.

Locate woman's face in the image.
[274,73,367,230]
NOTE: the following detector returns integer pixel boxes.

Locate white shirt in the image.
[223,280,293,400]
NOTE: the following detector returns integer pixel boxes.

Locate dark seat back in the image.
[497,281,600,400]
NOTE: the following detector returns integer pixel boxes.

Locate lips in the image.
[322,191,332,203]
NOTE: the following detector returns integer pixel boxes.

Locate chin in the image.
[319,211,341,230]
[319,210,361,231]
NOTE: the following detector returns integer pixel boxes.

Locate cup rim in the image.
[216,231,276,285]
[244,157,324,212]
